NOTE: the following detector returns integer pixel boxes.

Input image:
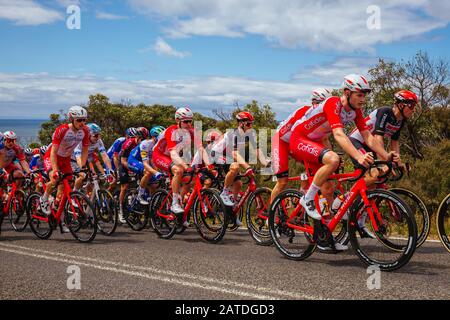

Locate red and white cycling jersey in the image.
[276,106,310,143]
[153,124,200,157]
[47,124,90,158]
[0,143,25,167]
[291,96,368,141]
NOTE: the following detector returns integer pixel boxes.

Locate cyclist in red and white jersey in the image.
[0,131,30,185]
[152,107,212,222]
[289,75,397,248]
[270,88,332,202]
[40,106,90,214]
[211,111,270,225]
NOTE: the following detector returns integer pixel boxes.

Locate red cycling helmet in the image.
[137,127,149,139]
[236,111,254,122]
[32,148,40,156]
[206,131,221,143]
[395,90,419,104]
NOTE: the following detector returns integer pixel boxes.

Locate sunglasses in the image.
[244,122,253,127]
[403,102,417,110]
[91,134,100,138]
[5,139,16,143]
[182,120,193,124]
[76,119,87,123]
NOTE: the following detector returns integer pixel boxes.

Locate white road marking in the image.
[0,242,325,300]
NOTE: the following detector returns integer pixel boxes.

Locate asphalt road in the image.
[0,222,449,300]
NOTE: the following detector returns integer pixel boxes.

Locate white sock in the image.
[305,183,320,202]
[42,193,49,201]
[172,193,181,206]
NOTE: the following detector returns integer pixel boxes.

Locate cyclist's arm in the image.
[361,130,390,160]
[170,149,189,169]
[390,139,400,154]
[50,144,60,172]
[79,145,89,168]
[256,148,269,167]
[332,128,365,163]
[20,159,30,174]
[100,151,112,173]
[0,152,5,168]
[232,150,250,170]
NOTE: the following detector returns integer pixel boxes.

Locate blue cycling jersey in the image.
[107,137,126,159]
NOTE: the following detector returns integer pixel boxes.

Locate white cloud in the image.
[96,11,129,20]
[128,0,450,52]
[152,37,190,58]
[0,72,324,120]
[0,0,63,25]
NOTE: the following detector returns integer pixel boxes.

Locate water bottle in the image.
[331,194,346,219]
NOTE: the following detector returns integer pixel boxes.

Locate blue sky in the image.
[0,0,449,120]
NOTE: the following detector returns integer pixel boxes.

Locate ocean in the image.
[0,119,46,147]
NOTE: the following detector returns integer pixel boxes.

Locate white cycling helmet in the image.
[311,88,332,102]
[68,105,88,121]
[342,74,371,93]
[175,107,194,121]
[3,131,17,140]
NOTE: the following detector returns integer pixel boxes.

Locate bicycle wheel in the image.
[348,189,417,271]
[27,192,53,240]
[8,189,28,232]
[268,189,316,261]
[95,190,118,236]
[123,189,148,231]
[389,188,430,248]
[436,194,450,252]
[193,188,229,243]
[65,191,97,243]
[149,189,177,239]
[246,187,272,246]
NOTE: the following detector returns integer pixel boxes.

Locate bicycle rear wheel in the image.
[436,194,450,252]
[268,189,316,261]
[389,188,430,248]
[193,188,228,243]
[27,192,53,240]
[246,187,272,246]
[9,189,28,232]
[149,189,177,239]
[65,191,97,243]
[95,190,118,236]
[123,188,148,231]
[348,190,417,271]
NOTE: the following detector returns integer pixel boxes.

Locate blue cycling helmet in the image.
[126,127,138,138]
[150,126,165,138]
[87,123,101,135]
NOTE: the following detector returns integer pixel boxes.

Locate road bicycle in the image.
[0,173,28,234]
[27,170,97,243]
[149,167,228,243]
[436,193,450,252]
[268,160,417,271]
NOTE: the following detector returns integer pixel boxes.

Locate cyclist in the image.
[271,88,333,202]
[40,106,90,215]
[192,130,222,188]
[212,111,270,226]
[289,74,396,250]
[0,131,30,187]
[118,127,146,223]
[127,126,165,205]
[24,148,34,164]
[73,123,114,191]
[107,127,137,174]
[29,145,48,170]
[349,90,417,176]
[152,107,213,226]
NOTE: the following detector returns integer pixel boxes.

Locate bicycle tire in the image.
[389,188,430,248]
[149,189,177,239]
[27,192,53,240]
[9,189,29,232]
[348,189,417,271]
[436,194,450,253]
[124,189,148,231]
[268,189,316,261]
[65,191,97,243]
[246,187,272,246]
[96,189,118,236]
[193,188,229,243]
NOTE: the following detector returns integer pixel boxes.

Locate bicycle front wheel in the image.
[193,188,229,243]
[149,189,177,239]
[436,194,450,253]
[9,189,28,232]
[27,192,53,240]
[348,189,417,271]
[95,189,118,236]
[65,191,97,243]
[390,188,430,248]
[246,187,272,246]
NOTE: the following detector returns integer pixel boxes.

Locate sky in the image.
[0,0,449,120]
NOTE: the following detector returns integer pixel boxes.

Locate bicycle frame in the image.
[2,177,24,215]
